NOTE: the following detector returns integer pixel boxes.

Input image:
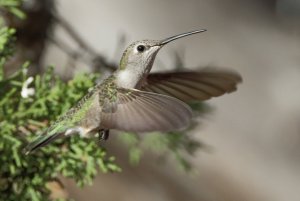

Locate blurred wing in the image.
[140,68,242,102]
[101,88,192,132]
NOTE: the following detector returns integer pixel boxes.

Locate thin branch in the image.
[53,14,97,56]
[48,36,87,64]
[51,13,117,72]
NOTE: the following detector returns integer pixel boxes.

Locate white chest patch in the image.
[65,127,86,137]
[116,70,141,88]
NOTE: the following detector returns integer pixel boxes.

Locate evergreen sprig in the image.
[0,0,25,19]
[0,64,121,200]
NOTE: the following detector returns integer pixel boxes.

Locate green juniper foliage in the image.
[0,65,121,200]
[119,125,205,171]
[0,0,25,19]
[0,1,206,200]
[0,3,120,198]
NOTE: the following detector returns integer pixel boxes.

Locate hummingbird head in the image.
[119,39,162,72]
[116,30,206,88]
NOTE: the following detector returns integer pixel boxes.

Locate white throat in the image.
[115,69,144,89]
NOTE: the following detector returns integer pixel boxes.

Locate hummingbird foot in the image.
[97,129,109,141]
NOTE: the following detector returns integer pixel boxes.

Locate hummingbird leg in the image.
[98,129,109,141]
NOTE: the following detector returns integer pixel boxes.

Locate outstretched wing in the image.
[100,88,192,132]
[140,68,242,102]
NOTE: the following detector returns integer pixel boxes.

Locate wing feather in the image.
[141,68,242,102]
[101,88,192,132]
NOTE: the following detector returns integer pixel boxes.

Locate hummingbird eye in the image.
[136,45,145,52]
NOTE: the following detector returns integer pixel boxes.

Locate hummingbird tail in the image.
[24,132,63,155]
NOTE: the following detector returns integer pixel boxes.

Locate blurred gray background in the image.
[44,0,300,201]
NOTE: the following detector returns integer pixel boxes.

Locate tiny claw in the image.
[23,148,31,155]
[98,129,110,141]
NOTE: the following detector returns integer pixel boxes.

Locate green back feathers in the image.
[25,75,118,154]
[24,93,97,154]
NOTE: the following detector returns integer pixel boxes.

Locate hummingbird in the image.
[24,30,242,154]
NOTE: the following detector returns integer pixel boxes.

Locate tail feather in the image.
[24,132,63,155]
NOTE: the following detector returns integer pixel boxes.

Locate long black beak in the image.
[159,29,206,46]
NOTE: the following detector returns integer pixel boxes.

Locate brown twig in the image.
[53,14,97,56]
[51,13,117,72]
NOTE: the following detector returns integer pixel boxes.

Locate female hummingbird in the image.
[24,30,242,154]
